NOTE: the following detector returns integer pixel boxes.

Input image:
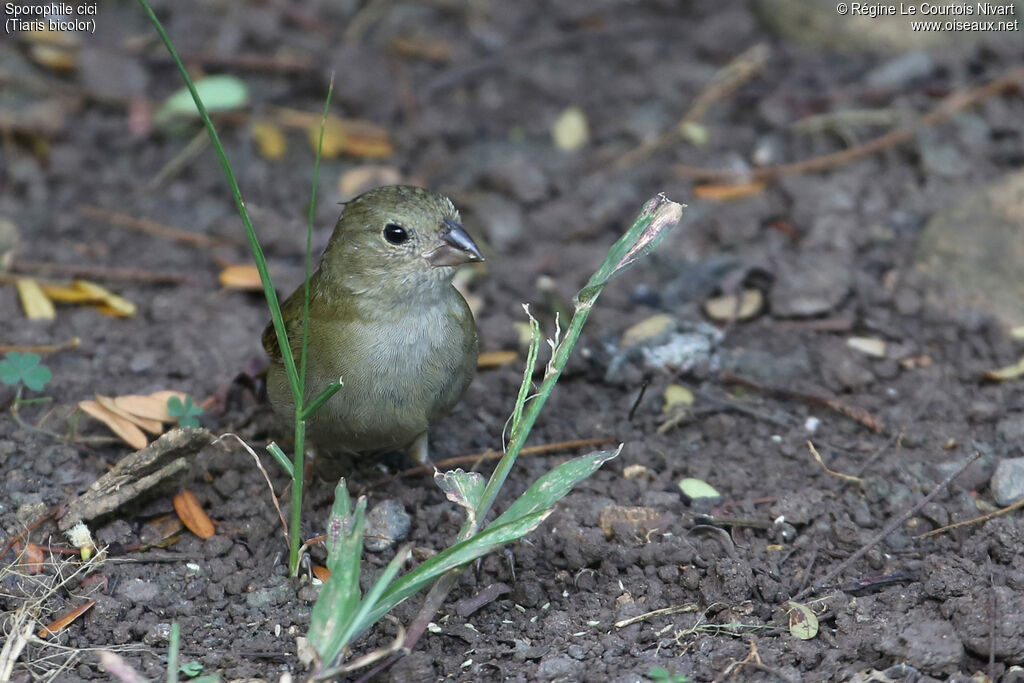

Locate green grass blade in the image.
[167,621,180,683]
[308,480,367,664]
[489,446,621,529]
[136,0,300,400]
[266,442,294,478]
[299,378,343,422]
[299,75,335,410]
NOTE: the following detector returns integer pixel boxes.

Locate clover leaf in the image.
[0,352,52,392]
[167,394,203,427]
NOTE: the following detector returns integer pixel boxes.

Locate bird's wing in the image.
[261,287,306,364]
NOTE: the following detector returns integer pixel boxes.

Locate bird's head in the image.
[322,185,483,293]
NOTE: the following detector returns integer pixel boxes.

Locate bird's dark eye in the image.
[383,223,409,245]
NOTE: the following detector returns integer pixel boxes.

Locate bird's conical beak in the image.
[425,218,484,267]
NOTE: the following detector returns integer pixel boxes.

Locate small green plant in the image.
[0,352,52,392]
[167,395,203,427]
[646,666,690,683]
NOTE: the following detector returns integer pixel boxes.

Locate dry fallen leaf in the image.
[984,356,1024,381]
[71,280,136,317]
[252,120,287,160]
[219,264,263,291]
[173,489,215,539]
[17,278,56,320]
[312,565,331,582]
[21,542,45,575]
[693,182,765,201]
[703,289,763,322]
[620,313,675,348]
[113,391,186,423]
[787,601,819,640]
[847,336,887,358]
[95,395,163,435]
[338,165,402,198]
[662,384,694,413]
[275,109,393,159]
[39,600,96,639]
[477,350,519,369]
[78,399,148,450]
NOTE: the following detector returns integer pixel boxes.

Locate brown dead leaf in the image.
[38,600,95,639]
[477,350,519,369]
[95,395,163,435]
[17,278,56,320]
[693,182,765,201]
[173,490,215,539]
[252,120,287,160]
[140,514,184,547]
[318,117,393,158]
[113,392,184,423]
[219,264,263,291]
[21,542,45,574]
[312,565,330,582]
[78,399,148,450]
[272,108,393,158]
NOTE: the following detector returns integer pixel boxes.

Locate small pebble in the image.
[364,499,411,552]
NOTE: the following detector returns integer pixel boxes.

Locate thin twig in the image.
[674,64,1024,182]
[614,603,700,629]
[0,338,81,355]
[720,371,885,434]
[919,495,1024,539]
[78,205,232,249]
[792,450,981,601]
[807,441,863,485]
[614,43,769,171]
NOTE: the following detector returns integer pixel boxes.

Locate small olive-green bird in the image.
[262,185,482,466]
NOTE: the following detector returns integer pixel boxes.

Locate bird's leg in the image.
[407,431,434,467]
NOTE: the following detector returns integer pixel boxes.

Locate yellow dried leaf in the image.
[620,313,675,348]
[28,44,77,72]
[219,264,263,290]
[663,384,694,413]
[17,278,56,320]
[984,357,1024,381]
[113,393,179,422]
[38,600,95,639]
[173,490,215,539]
[95,395,163,435]
[338,165,402,198]
[147,390,190,410]
[71,280,135,316]
[477,350,519,369]
[252,120,287,160]
[40,283,97,303]
[693,182,765,201]
[316,116,393,159]
[1011,326,1024,341]
[78,399,149,450]
[551,106,589,152]
[703,289,763,322]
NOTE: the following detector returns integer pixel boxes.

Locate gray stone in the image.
[865,51,935,89]
[117,578,160,604]
[997,414,1024,443]
[917,170,1024,328]
[991,457,1024,507]
[770,251,851,317]
[245,582,292,609]
[535,654,583,681]
[364,498,411,552]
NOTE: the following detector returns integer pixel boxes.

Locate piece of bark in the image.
[59,427,213,530]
